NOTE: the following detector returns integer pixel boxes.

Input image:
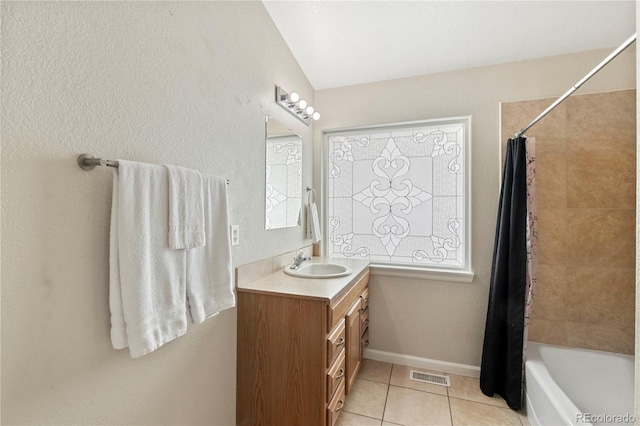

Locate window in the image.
[324,117,472,282]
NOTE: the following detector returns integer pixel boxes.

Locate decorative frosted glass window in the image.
[325,117,471,275]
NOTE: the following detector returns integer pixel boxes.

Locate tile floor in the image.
[336,359,531,426]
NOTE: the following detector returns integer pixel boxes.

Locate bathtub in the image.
[525,342,635,426]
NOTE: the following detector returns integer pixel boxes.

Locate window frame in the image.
[322,117,474,283]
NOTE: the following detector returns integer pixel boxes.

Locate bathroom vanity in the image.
[236,257,370,426]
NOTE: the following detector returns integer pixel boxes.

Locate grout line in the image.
[446,373,450,399]
[448,395,511,409]
[446,386,454,426]
[380,364,393,423]
[358,377,393,385]
[390,383,450,397]
[341,409,385,423]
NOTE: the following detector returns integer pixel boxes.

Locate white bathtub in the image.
[525,342,635,426]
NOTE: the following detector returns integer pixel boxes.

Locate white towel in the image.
[186,174,235,323]
[109,160,188,358]
[165,165,206,249]
[306,202,322,243]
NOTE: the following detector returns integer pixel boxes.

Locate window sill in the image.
[369,264,475,283]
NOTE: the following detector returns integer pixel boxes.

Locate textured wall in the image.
[314,48,636,367]
[503,90,636,354]
[635,6,639,416]
[1,2,313,424]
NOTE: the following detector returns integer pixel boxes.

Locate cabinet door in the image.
[345,297,362,395]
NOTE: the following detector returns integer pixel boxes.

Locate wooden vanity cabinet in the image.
[360,287,370,364]
[345,297,361,394]
[237,269,369,426]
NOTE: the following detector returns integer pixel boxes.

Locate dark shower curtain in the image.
[480,136,528,410]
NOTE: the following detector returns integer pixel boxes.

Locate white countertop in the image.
[236,256,370,303]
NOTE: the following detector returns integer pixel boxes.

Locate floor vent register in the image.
[409,370,451,387]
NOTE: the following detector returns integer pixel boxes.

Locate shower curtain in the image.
[480,136,537,410]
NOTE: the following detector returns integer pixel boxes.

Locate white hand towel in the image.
[306,202,322,243]
[186,174,235,323]
[165,165,206,249]
[109,160,188,358]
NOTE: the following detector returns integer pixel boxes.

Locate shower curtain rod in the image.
[516,33,636,138]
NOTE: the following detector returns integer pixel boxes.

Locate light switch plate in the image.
[230,225,240,246]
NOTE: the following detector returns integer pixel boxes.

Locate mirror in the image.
[265,116,302,230]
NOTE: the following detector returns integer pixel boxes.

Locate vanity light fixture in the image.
[275,85,320,125]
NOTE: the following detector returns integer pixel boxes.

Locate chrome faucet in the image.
[290,250,312,270]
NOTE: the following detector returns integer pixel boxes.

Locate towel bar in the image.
[77,154,229,184]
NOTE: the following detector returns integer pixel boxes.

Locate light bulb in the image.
[312,112,320,120]
[305,106,315,115]
[298,99,307,109]
[289,92,300,102]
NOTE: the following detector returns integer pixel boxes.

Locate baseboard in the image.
[364,348,481,378]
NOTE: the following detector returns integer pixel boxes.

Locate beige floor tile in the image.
[343,379,388,420]
[383,386,451,426]
[450,398,521,426]
[358,359,393,384]
[389,364,448,396]
[447,375,508,408]
[517,409,531,426]
[336,411,383,426]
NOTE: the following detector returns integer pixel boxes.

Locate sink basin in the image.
[284,263,352,279]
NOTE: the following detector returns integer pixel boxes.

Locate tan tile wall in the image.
[501,89,636,355]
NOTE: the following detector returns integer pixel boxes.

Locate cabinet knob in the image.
[336,337,345,347]
[336,400,345,412]
[336,368,345,379]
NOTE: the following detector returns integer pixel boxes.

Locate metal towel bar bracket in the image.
[307,186,316,204]
[78,154,119,170]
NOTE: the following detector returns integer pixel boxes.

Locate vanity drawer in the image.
[361,327,369,355]
[360,306,369,333]
[360,287,369,312]
[327,349,345,403]
[328,271,369,331]
[327,318,345,368]
[327,379,346,426]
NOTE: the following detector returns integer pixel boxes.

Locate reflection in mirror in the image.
[265,116,302,230]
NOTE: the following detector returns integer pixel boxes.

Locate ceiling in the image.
[262,1,636,90]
